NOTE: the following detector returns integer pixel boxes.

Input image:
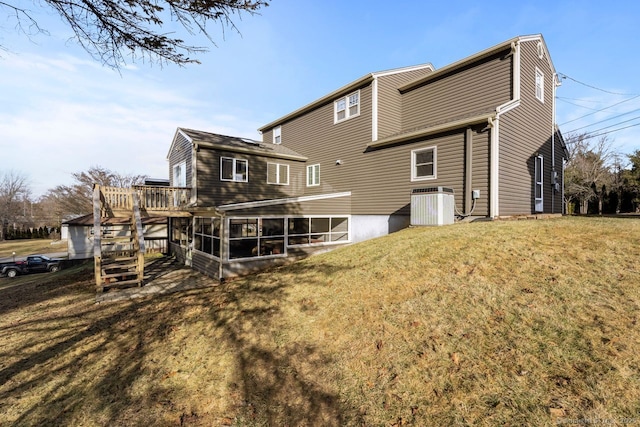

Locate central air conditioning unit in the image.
[410,187,455,226]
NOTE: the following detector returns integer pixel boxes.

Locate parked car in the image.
[0,255,63,278]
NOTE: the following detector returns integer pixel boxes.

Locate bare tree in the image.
[564,133,616,214]
[0,0,269,68]
[43,165,148,218]
[0,170,32,240]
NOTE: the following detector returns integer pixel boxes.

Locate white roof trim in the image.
[258,64,433,132]
[166,128,194,160]
[217,191,351,212]
[195,142,307,161]
[367,113,495,148]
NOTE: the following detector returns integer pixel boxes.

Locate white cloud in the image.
[0,51,263,197]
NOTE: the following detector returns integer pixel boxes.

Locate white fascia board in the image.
[217,191,352,212]
[519,34,557,76]
[166,128,194,160]
[370,63,434,78]
[371,64,434,143]
[368,113,495,148]
[197,143,308,162]
[258,64,434,133]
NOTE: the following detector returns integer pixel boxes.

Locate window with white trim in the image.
[172,161,186,187]
[194,216,221,258]
[535,68,544,103]
[411,147,436,181]
[288,217,349,245]
[273,126,281,144]
[307,164,320,186]
[220,157,248,182]
[228,217,285,259]
[267,162,289,185]
[334,90,360,123]
[535,155,543,212]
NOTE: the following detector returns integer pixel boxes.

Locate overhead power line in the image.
[579,115,640,135]
[565,122,640,143]
[558,73,640,96]
[558,94,640,126]
[566,107,640,133]
[557,97,606,111]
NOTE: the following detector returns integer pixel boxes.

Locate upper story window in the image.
[334,90,360,123]
[307,164,320,186]
[172,161,186,187]
[411,146,437,181]
[267,162,289,185]
[221,157,248,182]
[273,126,281,144]
[535,68,544,103]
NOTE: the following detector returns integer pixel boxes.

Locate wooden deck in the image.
[98,185,192,217]
[93,185,193,293]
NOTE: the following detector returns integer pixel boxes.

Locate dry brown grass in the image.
[0,239,66,258]
[1,217,639,426]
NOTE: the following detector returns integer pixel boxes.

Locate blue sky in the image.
[1,0,640,197]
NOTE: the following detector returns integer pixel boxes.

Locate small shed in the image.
[64,214,168,260]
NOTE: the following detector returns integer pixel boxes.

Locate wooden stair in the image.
[93,185,146,292]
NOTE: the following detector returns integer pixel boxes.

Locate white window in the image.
[307,164,320,186]
[172,161,186,187]
[194,217,221,258]
[267,162,289,185]
[273,126,281,144]
[220,157,248,182]
[228,217,286,259]
[411,147,437,181]
[334,90,360,123]
[535,155,543,212]
[535,68,544,103]
[288,217,349,245]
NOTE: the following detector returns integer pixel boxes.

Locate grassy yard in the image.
[0,239,67,258]
[0,217,639,426]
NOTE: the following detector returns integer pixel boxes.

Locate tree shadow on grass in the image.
[0,258,353,426]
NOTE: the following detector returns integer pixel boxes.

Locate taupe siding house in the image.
[165,34,567,279]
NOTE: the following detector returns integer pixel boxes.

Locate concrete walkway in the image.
[95,257,218,303]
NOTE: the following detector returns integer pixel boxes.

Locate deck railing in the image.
[98,185,191,214]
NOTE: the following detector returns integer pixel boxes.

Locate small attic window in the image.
[537,42,544,59]
[535,68,544,103]
[273,126,281,144]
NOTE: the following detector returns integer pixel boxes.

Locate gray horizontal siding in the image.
[169,132,192,187]
[401,50,512,130]
[499,39,556,216]
[196,148,306,206]
[470,129,490,216]
[268,82,374,199]
[377,68,433,140]
[192,252,220,279]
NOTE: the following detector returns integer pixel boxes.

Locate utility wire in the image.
[565,122,640,143]
[558,73,640,96]
[558,94,640,126]
[557,97,607,111]
[578,115,640,135]
[566,107,640,133]
[557,96,603,104]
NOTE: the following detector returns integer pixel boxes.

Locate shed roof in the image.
[175,128,308,161]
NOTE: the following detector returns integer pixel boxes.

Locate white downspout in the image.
[490,40,522,218]
[551,73,561,213]
[372,77,379,141]
[489,117,499,218]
